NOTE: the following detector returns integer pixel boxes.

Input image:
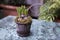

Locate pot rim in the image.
[0,4,19,10]
[15,16,32,25]
[0,4,30,10]
[16,21,32,25]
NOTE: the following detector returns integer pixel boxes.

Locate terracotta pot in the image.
[0,4,30,17]
[54,18,60,23]
[3,9,18,16]
[55,19,60,23]
[0,4,18,17]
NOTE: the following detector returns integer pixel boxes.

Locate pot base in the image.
[17,31,30,37]
[32,16,38,19]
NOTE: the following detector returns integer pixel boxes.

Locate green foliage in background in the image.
[39,0,60,22]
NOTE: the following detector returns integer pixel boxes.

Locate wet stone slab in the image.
[0,16,60,40]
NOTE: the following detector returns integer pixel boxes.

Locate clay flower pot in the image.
[0,4,18,17]
[55,19,60,23]
[54,17,60,23]
[0,4,30,17]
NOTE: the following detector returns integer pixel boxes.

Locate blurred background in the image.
[1,0,60,22]
[0,0,44,19]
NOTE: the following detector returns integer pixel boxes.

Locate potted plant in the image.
[15,6,32,37]
[38,0,60,22]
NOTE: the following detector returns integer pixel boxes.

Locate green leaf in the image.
[16,6,28,17]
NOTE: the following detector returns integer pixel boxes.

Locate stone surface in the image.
[0,16,60,40]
